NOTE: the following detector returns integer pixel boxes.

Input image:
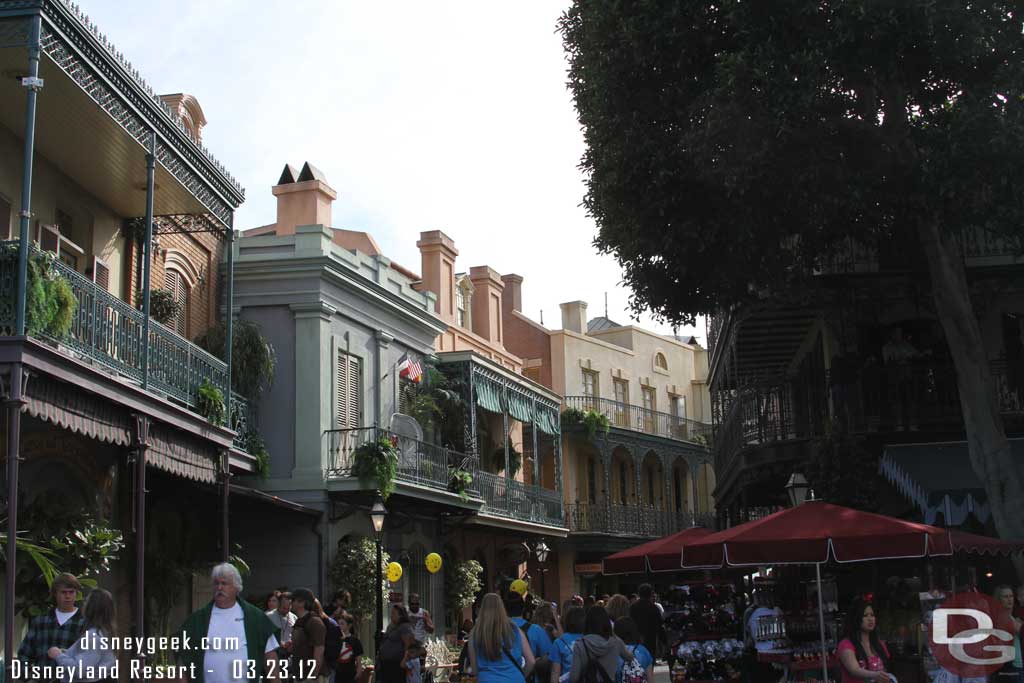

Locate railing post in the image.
[14,13,42,337]
[140,131,156,389]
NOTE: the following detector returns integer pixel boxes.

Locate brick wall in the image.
[123,224,226,342]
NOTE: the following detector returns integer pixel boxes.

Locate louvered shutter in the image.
[336,352,361,428]
[92,257,110,292]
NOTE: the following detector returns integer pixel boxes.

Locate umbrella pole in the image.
[816,563,830,683]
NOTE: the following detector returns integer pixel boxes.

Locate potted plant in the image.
[196,380,226,425]
[137,288,181,326]
[352,436,400,499]
[448,468,474,501]
[24,251,77,339]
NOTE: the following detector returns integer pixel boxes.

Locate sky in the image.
[81,1,702,342]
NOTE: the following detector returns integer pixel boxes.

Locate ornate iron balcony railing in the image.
[475,470,564,528]
[325,426,480,498]
[565,501,716,536]
[564,396,713,446]
[0,242,233,414]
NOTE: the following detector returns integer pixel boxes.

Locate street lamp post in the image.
[370,495,387,655]
[534,540,550,598]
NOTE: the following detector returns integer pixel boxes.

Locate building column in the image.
[374,330,393,427]
[140,132,156,390]
[13,13,42,336]
[131,414,150,641]
[220,450,231,562]
[224,218,236,423]
[3,365,28,678]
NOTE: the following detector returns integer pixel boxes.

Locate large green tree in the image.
[560,1,1024,550]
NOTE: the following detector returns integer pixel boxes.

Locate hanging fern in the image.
[582,410,611,440]
[352,436,400,500]
[195,320,276,402]
[448,468,474,501]
[491,439,522,478]
[197,381,226,425]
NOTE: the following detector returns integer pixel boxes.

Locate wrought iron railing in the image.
[0,242,231,412]
[566,502,716,536]
[564,396,713,446]
[325,426,480,497]
[476,471,564,527]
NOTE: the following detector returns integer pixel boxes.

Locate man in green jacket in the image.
[178,562,281,682]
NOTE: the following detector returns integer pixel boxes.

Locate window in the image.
[398,377,414,415]
[613,379,628,404]
[654,352,668,371]
[612,379,629,427]
[164,270,189,336]
[336,351,362,429]
[456,285,466,327]
[642,386,656,412]
[670,395,687,419]
[582,369,599,409]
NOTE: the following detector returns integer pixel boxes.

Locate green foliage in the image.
[807,419,880,510]
[144,501,211,642]
[7,503,123,618]
[197,380,226,425]
[561,408,610,440]
[138,288,181,325]
[559,0,1024,326]
[444,558,483,614]
[329,536,389,623]
[403,360,468,451]
[195,320,277,402]
[245,432,271,478]
[490,439,521,478]
[353,436,400,500]
[449,469,474,501]
[25,252,77,338]
[228,544,251,578]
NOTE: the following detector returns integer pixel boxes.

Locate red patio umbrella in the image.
[681,500,955,683]
[949,529,1024,556]
[603,526,714,575]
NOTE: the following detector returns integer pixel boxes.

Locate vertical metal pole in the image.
[14,14,42,336]
[375,533,383,655]
[225,217,235,424]
[815,563,830,683]
[4,364,26,680]
[221,451,230,562]
[140,132,156,389]
[133,416,149,641]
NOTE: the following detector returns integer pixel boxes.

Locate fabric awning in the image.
[148,424,220,484]
[949,530,1024,556]
[603,526,714,574]
[470,365,561,435]
[472,371,504,414]
[25,374,132,446]
[877,441,1023,526]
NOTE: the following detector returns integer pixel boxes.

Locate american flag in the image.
[397,353,423,383]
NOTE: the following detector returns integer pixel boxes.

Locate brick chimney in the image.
[272,162,336,235]
[501,274,523,313]
[469,266,505,343]
[560,301,588,334]
[416,230,458,321]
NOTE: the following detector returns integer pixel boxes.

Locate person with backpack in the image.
[468,593,536,683]
[551,607,586,683]
[508,592,553,672]
[315,598,343,683]
[613,617,653,683]
[569,606,634,683]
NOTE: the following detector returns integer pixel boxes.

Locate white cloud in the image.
[80,0,703,341]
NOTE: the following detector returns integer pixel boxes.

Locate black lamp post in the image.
[534,540,550,598]
[785,472,810,508]
[370,495,387,654]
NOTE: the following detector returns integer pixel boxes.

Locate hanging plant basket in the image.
[448,468,474,501]
[352,436,400,500]
[196,380,226,426]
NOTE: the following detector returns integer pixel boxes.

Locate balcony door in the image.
[612,378,629,427]
[582,369,599,411]
[641,386,656,432]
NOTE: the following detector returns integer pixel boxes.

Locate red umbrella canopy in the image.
[949,530,1024,556]
[603,527,714,574]
[682,501,953,568]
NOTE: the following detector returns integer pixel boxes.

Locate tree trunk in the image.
[918,220,1024,579]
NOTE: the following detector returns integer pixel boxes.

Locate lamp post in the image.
[785,472,810,508]
[534,540,550,598]
[370,495,387,655]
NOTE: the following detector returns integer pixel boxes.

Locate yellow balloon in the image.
[387,562,403,583]
[510,579,528,596]
[425,553,443,574]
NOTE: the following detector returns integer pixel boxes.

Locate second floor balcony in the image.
[564,395,714,446]
[566,501,717,537]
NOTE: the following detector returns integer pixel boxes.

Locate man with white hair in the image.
[177,563,281,682]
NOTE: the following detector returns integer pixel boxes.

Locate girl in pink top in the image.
[837,600,891,683]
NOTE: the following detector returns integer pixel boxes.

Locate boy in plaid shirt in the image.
[17,573,85,671]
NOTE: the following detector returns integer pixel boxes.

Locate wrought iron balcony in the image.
[325,426,480,499]
[566,501,716,536]
[563,396,713,446]
[0,243,234,415]
[476,471,564,528]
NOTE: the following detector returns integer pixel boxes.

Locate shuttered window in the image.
[164,270,189,336]
[336,352,362,428]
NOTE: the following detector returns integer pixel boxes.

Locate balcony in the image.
[566,502,716,537]
[564,396,713,446]
[325,426,481,500]
[476,471,564,528]
[0,243,249,431]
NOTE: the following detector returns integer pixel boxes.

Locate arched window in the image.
[654,352,668,370]
[164,269,189,336]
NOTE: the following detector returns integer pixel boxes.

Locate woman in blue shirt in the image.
[613,617,654,683]
[468,593,536,683]
[552,607,586,683]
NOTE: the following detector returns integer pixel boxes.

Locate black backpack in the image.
[323,619,343,670]
[578,640,612,683]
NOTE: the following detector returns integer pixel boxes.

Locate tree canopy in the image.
[560,0,1024,326]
